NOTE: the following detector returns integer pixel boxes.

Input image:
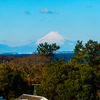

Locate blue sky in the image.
[0,0,100,47]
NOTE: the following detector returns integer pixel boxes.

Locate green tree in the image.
[37,60,99,100]
[72,40,100,67]
[37,42,60,60]
[10,54,51,95]
[57,63,98,100]
[0,62,28,100]
[36,40,100,100]
[36,59,69,100]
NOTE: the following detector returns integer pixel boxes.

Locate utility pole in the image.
[32,84,40,95]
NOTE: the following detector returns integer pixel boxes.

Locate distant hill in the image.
[0,44,12,53]
[0,32,76,53]
[0,43,37,54]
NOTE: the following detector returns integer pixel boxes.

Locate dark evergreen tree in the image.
[72,40,100,67]
[37,42,60,60]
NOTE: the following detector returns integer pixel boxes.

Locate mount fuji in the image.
[36,32,65,45]
[36,31,76,51]
[0,32,76,53]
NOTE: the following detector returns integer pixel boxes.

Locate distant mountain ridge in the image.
[0,32,76,53]
[0,42,38,53]
[36,32,65,45]
[36,32,76,51]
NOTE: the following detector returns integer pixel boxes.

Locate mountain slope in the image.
[36,31,76,51]
[0,32,76,53]
[0,44,12,53]
[36,31,65,45]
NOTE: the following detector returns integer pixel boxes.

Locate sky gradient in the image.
[0,0,100,47]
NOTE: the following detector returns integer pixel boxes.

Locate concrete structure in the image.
[15,94,48,100]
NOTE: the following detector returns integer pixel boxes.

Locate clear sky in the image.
[0,0,100,47]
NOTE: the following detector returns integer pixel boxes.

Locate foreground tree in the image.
[11,54,50,84]
[36,40,100,100]
[0,62,29,100]
[0,54,51,100]
[36,59,69,100]
[72,40,100,67]
[36,60,99,100]
[58,63,98,100]
[37,42,60,60]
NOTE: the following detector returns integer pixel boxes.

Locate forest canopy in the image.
[0,40,100,100]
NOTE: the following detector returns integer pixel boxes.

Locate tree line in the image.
[0,40,100,100]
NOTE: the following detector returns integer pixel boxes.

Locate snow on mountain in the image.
[36,31,76,51]
[0,32,77,53]
[36,31,65,45]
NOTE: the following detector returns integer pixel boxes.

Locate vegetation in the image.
[37,42,60,60]
[0,41,100,100]
[0,54,50,100]
[37,40,100,100]
[0,62,28,100]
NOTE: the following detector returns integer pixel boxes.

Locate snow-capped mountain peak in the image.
[36,31,65,45]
